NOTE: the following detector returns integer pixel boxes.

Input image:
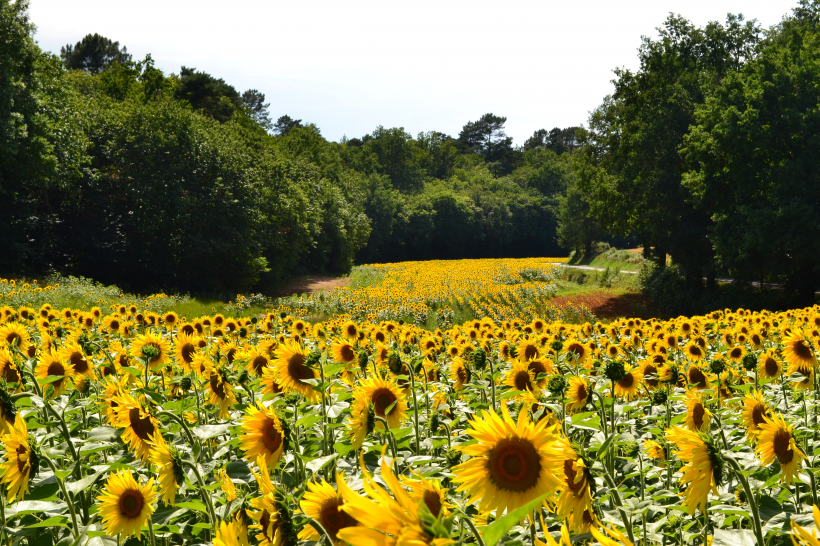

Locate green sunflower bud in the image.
[603,360,626,382]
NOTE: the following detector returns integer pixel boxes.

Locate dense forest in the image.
[4,0,820,304]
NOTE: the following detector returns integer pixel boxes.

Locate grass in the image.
[567,244,647,273]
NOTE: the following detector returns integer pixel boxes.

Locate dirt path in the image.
[272,275,351,298]
[552,289,656,320]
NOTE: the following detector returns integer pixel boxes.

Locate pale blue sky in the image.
[30,0,798,143]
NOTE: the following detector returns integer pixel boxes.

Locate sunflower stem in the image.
[307,517,335,545]
[488,357,497,413]
[147,512,157,546]
[602,468,635,544]
[156,410,199,458]
[408,367,421,455]
[42,399,80,470]
[460,514,487,546]
[724,455,764,546]
[42,454,79,538]
[183,459,217,529]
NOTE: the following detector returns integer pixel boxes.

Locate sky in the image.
[30,0,799,144]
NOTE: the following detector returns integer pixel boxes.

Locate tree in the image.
[458,113,520,175]
[274,115,303,136]
[365,126,424,193]
[174,67,241,123]
[579,14,760,285]
[683,1,820,301]
[61,33,131,74]
[240,89,272,131]
[525,127,582,154]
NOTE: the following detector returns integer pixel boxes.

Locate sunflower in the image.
[755,413,806,484]
[562,340,587,364]
[130,331,171,371]
[665,427,722,515]
[249,460,295,546]
[0,322,30,354]
[336,451,453,546]
[355,374,407,430]
[240,403,288,468]
[741,390,770,440]
[725,345,745,363]
[686,363,710,390]
[682,341,705,361]
[614,365,643,401]
[449,357,471,391]
[97,469,158,539]
[782,330,816,372]
[684,391,712,432]
[272,341,319,402]
[400,474,453,518]
[297,479,357,544]
[527,359,553,389]
[35,349,74,398]
[518,340,540,361]
[330,340,357,364]
[102,315,123,335]
[757,350,782,380]
[206,368,237,419]
[555,444,594,532]
[215,519,251,546]
[643,439,667,463]
[219,468,238,501]
[148,432,185,506]
[790,504,820,546]
[0,348,20,387]
[341,321,359,340]
[347,388,376,449]
[244,349,271,377]
[565,376,591,414]
[452,404,570,514]
[590,523,636,546]
[174,332,199,372]
[504,359,540,396]
[58,341,93,377]
[0,415,37,502]
[112,392,158,462]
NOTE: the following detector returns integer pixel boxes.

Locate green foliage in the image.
[60,32,131,74]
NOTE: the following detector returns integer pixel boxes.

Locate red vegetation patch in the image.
[553,290,657,320]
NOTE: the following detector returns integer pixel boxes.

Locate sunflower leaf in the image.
[479,493,551,546]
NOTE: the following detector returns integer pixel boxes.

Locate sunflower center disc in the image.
[210,375,225,399]
[16,445,29,473]
[70,352,88,374]
[487,437,541,492]
[563,459,585,493]
[752,404,767,426]
[252,356,267,374]
[514,371,532,392]
[46,362,65,384]
[341,345,355,362]
[794,340,813,360]
[773,429,794,465]
[619,373,634,388]
[4,365,18,384]
[689,367,706,388]
[320,498,355,533]
[764,357,779,376]
[119,489,145,518]
[423,489,443,517]
[522,345,538,360]
[692,403,705,429]
[262,419,282,453]
[288,354,314,381]
[372,389,396,416]
[129,408,155,441]
[644,365,658,387]
[181,344,195,364]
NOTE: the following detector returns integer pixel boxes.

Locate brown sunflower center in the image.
[110,320,120,331]
[456,365,469,384]
[691,403,705,429]
[372,388,397,417]
[261,418,282,453]
[3,364,19,384]
[574,383,588,403]
[287,353,314,382]
[252,356,268,374]
[618,373,634,389]
[319,497,356,534]
[423,489,443,517]
[644,365,658,387]
[486,437,541,492]
[210,375,226,399]
[730,348,743,360]
[118,489,145,518]
[5,333,21,345]
[47,361,65,383]
[340,344,355,362]
[514,370,533,392]
[773,428,794,465]
[793,340,813,360]
[128,408,155,441]
[69,352,88,374]
[16,445,29,473]
[751,404,767,427]
[764,357,779,377]
[688,367,707,388]
[521,344,538,360]
[563,459,585,493]
[566,343,584,359]
[180,343,195,364]
[528,361,547,380]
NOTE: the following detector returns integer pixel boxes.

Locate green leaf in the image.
[122,366,142,378]
[176,500,209,513]
[296,414,322,428]
[306,454,338,475]
[480,493,550,546]
[323,363,346,376]
[193,423,231,440]
[25,516,69,529]
[66,470,104,493]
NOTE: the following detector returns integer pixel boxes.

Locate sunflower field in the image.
[2,268,820,546]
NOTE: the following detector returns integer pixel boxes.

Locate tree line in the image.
[1,1,584,296]
[5,0,820,304]
[567,0,820,306]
